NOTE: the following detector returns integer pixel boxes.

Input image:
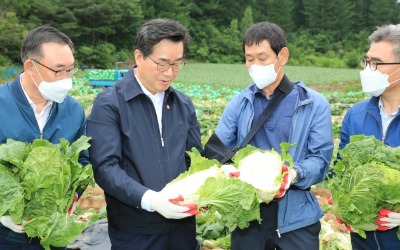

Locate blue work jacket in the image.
[215,78,333,234]
[339,96,400,248]
[0,74,88,164]
[340,97,400,149]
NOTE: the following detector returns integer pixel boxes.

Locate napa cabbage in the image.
[230,144,293,203]
[329,135,400,239]
[0,136,95,250]
[163,148,260,231]
[164,143,293,231]
[319,219,351,250]
[235,148,284,202]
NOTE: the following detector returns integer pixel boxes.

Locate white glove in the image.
[377,209,400,230]
[0,216,25,233]
[149,191,192,219]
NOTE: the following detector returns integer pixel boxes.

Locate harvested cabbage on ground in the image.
[329,135,400,239]
[319,219,351,250]
[0,136,95,250]
[164,144,293,233]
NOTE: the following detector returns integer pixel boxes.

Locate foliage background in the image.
[1,0,400,69]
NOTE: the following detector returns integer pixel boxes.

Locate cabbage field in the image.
[68,64,367,249]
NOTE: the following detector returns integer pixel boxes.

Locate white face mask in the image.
[38,79,72,103]
[32,63,72,103]
[360,66,400,97]
[248,58,281,89]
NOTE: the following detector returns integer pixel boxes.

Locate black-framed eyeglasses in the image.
[31,59,79,78]
[361,57,400,71]
[147,56,186,72]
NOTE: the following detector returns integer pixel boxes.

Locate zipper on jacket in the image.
[381,114,399,143]
[373,231,381,250]
[161,93,171,148]
[38,104,53,140]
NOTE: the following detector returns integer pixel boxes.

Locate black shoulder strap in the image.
[237,75,294,150]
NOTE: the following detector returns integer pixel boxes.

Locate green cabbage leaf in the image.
[0,136,95,250]
[329,135,400,238]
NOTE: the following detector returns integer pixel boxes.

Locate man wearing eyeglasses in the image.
[338,24,400,250]
[87,18,202,250]
[0,26,88,249]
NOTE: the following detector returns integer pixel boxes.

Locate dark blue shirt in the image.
[251,85,299,153]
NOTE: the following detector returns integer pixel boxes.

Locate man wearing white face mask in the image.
[211,22,333,249]
[0,26,89,249]
[338,24,400,250]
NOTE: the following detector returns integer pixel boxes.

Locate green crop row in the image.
[88,69,117,81]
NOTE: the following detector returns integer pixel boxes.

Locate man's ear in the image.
[23,59,35,76]
[134,49,144,64]
[279,47,290,66]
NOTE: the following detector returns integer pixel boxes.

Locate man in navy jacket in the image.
[339,24,400,250]
[87,18,202,250]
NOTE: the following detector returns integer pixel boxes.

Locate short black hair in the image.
[242,22,286,56]
[135,18,191,58]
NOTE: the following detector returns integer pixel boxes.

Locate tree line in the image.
[1,0,399,69]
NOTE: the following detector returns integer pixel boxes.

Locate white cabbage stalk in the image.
[162,165,222,203]
[237,151,283,203]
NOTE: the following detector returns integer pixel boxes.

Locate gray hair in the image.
[20,26,74,63]
[369,24,400,62]
[134,18,191,58]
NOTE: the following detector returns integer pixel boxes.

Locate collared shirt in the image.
[20,74,53,133]
[379,98,399,139]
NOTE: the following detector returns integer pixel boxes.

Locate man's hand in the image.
[376,208,400,230]
[68,192,79,216]
[150,191,198,219]
[0,216,25,233]
[169,195,200,215]
[274,165,297,199]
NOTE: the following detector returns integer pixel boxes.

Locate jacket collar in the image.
[10,73,31,107]
[365,96,381,115]
[369,96,379,107]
